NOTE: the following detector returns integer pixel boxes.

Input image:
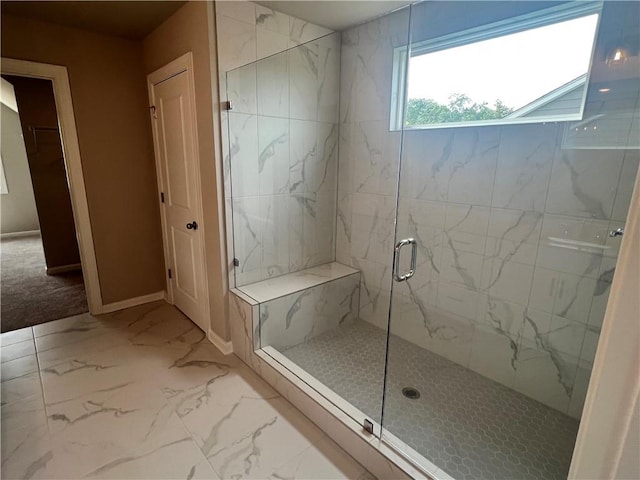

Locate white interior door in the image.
[149,58,207,332]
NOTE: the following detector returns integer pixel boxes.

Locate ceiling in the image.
[1,1,410,38]
[1,1,187,40]
[255,1,411,31]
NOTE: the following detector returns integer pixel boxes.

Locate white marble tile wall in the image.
[259,273,360,350]
[216,2,337,288]
[336,5,639,418]
[335,8,410,340]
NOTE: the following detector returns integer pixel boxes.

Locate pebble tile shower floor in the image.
[281,320,580,480]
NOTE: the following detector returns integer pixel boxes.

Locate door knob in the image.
[186,221,198,230]
[609,227,624,237]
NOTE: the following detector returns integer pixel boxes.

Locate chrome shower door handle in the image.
[393,238,417,282]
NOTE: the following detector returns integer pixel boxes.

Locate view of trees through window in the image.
[406,94,514,126]
[400,8,599,128]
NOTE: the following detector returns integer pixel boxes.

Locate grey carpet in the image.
[1,233,88,332]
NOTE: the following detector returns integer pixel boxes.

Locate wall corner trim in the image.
[98,291,166,314]
[208,328,233,355]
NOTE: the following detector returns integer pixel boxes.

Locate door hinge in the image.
[233,258,240,267]
[160,192,165,203]
[222,100,233,111]
[149,105,157,119]
[168,268,172,279]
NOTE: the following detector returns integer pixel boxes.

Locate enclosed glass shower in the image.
[226,1,639,478]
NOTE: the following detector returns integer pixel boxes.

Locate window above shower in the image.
[391,1,602,130]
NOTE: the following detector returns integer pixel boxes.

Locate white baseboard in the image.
[46,263,82,275]
[208,329,233,355]
[0,229,41,239]
[99,291,166,314]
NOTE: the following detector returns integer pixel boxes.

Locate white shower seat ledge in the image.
[236,261,359,303]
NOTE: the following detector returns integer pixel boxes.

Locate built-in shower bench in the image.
[238,262,359,303]
[228,263,419,480]
[230,261,361,352]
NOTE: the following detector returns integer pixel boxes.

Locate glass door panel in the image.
[382,1,639,479]
[225,28,399,432]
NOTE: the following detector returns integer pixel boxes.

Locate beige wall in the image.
[1,14,166,303]
[0,103,40,234]
[143,1,228,339]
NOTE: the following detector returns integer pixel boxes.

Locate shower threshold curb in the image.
[229,288,451,480]
[253,346,453,480]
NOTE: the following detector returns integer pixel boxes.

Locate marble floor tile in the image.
[32,312,109,339]
[44,383,198,479]
[36,328,133,370]
[1,395,47,435]
[33,313,125,352]
[83,438,220,480]
[1,433,53,480]
[1,371,42,406]
[0,302,372,480]
[1,354,39,382]
[39,344,148,406]
[0,327,33,346]
[152,343,242,399]
[1,397,52,480]
[274,436,377,480]
[1,339,36,364]
[184,385,339,479]
[108,301,208,348]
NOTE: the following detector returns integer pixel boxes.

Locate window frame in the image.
[390,1,603,131]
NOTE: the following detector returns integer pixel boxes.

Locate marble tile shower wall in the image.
[336,7,409,327]
[335,9,639,418]
[216,2,338,288]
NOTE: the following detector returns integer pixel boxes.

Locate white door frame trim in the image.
[1,57,103,313]
[147,52,212,333]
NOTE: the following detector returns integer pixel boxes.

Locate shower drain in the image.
[402,387,421,399]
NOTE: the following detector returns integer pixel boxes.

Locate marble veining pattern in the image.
[220,2,636,419]
[220,2,636,471]
[0,302,374,480]
[226,31,341,287]
[217,2,337,290]
[259,273,361,350]
[336,1,636,419]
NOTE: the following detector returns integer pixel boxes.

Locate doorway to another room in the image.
[0,75,88,332]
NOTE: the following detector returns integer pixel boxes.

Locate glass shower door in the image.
[225,31,393,432]
[382,1,639,479]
